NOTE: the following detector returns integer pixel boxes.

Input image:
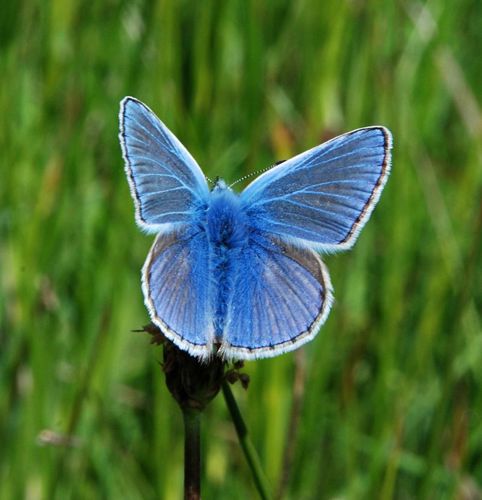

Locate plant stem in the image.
[183,408,202,500]
[222,381,272,500]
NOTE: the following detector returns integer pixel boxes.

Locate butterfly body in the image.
[205,180,249,339]
[119,97,392,360]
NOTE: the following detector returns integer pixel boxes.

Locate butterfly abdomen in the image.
[206,185,248,339]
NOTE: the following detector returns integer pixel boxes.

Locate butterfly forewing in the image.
[119,97,209,233]
[240,127,392,251]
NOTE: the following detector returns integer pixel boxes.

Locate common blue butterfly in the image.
[119,97,392,360]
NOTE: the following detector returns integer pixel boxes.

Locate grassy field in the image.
[1,1,481,498]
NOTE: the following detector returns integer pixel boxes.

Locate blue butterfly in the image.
[119,97,392,360]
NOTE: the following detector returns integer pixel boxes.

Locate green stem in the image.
[222,381,272,500]
[183,408,202,500]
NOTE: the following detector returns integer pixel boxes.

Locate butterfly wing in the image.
[119,97,209,233]
[142,227,214,358]
[241,127,392,251]
[219,234,333,360]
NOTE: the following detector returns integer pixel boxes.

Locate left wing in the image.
[119,97,209,234]
[240,127,392,251]
[142,228,214,359]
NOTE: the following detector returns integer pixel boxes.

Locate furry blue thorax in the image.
[206,180,248,249]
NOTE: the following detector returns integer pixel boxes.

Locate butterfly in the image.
[119,97,392,360]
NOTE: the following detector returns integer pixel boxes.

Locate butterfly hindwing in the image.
[142,228,214,358]
[240,127,392,251]
[219,234,333,360]
[119,97,209,233]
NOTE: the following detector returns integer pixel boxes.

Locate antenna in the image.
[229,160,286,188]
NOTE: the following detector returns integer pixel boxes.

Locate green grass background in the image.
[1,1,481,498]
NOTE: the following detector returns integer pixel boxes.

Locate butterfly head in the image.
[212,177,230,193]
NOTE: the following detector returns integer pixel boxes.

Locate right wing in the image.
[240,127,392,251]
[219,235,333,360]
[119,97,210,233]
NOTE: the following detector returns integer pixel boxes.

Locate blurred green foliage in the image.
[1,0,481,498]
